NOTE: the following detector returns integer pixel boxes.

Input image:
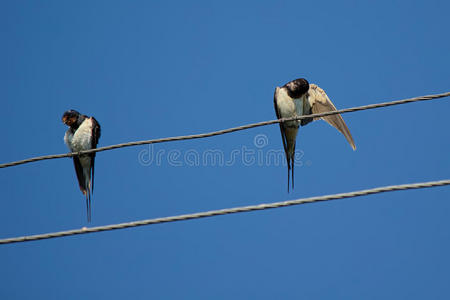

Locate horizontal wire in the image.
[0,179,448,245]
[1,91,449,169]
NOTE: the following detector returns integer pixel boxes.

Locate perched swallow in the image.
[62,110,101,222]
[274,78,356,192]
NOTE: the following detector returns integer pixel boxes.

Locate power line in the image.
[1,91,449,169]
[0,179,448,245]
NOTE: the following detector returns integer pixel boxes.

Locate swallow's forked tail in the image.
[284,127,298,193]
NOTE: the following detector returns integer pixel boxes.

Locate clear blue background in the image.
[1,1,449,299]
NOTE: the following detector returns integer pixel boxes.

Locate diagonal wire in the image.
[0,179,448,245]
[1,91,449,169]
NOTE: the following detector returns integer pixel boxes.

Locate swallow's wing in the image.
[65,129,88,194]
[274,89,288,163]
[73,156,88,195]
[274,88,294,191]
[308,84,356,150]
[90,117,101,194]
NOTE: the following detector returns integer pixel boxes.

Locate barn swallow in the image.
[274,78,356,192]
[62,110,101,222]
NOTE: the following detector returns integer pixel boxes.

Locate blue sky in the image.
[1,0,449,299]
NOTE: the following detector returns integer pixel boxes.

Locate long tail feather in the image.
[86,177,92,222]
[291,142,296,191]
[287,160,290,193]
[86,194,90,222]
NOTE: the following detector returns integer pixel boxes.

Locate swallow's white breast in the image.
[276,88,296,118]
[64,118,94,152]
[276,87,306,127]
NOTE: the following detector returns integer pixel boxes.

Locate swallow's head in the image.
[62,110,81,127]
[285,78,309,99]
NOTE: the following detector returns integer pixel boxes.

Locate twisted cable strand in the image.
[0,179,448,245]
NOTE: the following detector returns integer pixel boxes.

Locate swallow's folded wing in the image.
[308,84,356,150]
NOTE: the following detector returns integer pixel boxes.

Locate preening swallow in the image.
[62,110,101,222]
[274,78,356,192]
